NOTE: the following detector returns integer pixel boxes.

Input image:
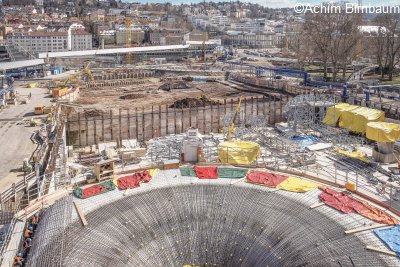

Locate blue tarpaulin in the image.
[374,226,400,256]
[291,136,319,149]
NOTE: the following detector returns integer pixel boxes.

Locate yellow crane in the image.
[226,96,243,141]
[125,17,132,64]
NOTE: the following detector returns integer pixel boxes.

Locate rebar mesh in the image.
[26,195,73,267]
[27,184,397,267]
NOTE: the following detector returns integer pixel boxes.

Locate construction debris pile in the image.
[169,95,219,108]
[159,81,190,91]
[119,94,147,100]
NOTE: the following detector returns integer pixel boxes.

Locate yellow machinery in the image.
[125,17,132,64]
[34,104,53,115]
[227,96,243,141]
[51,62,94,97]
[34,105,45,115]
[218,96,261,165]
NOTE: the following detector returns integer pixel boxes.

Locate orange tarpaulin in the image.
[246,171,288,187]
[193,166,218,179]
[319,188,398,225]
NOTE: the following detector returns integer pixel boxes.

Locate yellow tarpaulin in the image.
[339,106,384,134]
[336,149,370,163]
[217,140,260,165]
[366,122,400,143]
[323,103,358,126]
[147,168,160,177]
[276,176,318,192]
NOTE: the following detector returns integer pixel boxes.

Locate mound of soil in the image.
[120,94,146,100]
[84,109,103,117]
[169,95,219,108]
[159,81,190,91]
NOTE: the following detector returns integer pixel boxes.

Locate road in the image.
[0,83,51,190]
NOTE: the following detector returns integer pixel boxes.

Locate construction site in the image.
[0,47,400,267]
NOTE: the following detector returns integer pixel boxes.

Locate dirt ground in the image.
[75,79,264,112]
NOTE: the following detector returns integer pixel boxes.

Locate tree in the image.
[302,3,361,81]
[374,14,400,81]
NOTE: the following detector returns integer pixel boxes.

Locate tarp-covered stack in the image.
[246,171,318,193]
[276,177,318,192]
[117,171,152,190]
[180,166,197,177]
[217,140,260,165]
[247,171,288,187]
[374,226,400,256]
[193,166,218,179]
[336,149,370,163]
[217,167,248,178]
[319,188,399,225]
[366,122,400,143]
[323,104,384,134]
[323,103,359,126]
[74,180,116,199]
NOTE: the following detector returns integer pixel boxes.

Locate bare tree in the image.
[303,8,335,80]
[375,14,400,81]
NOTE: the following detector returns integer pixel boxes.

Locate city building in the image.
[223,31,274,49]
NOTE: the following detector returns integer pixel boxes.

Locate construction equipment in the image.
[125,17,132,64]
[34,104,52,115]
[227,96,243,141]
[50,62,94,97]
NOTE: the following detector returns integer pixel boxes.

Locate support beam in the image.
[366,246,397,256]
[345,224,387,234]
[73,201,88,226]
[310,202,325,209]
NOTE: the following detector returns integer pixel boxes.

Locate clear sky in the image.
[127,0,400,9]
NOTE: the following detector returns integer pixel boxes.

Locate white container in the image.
[182,139,201,162]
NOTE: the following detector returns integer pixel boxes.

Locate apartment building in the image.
[7,31,69,52]
[71,31,92,51]
[222,31,274,49]
[7,28,92,53]
[115,29,145,45]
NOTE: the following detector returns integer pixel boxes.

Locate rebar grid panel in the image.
[284,95,365,148]
[26,195,73,267]
[26,171,399,267]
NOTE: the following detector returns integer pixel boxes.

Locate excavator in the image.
[50,62,94,97]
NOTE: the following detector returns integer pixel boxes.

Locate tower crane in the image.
[125,17,132,64]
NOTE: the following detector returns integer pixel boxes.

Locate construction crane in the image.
[226,96,243,141]
[125,17,132,64]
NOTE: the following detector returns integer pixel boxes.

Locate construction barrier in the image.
[336,149,370,163]
[117,171,152,190]
[276,177,318,192]
[180,166,197,177]
[217,140,260,165]
[374,226,400,256]
[323,104,385,134]
[247,171,288,187]
[193,166,218,179]
[73,180,116,199]
[319,188,399,225]
[366,122,400,143]
[217,167,248,178]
